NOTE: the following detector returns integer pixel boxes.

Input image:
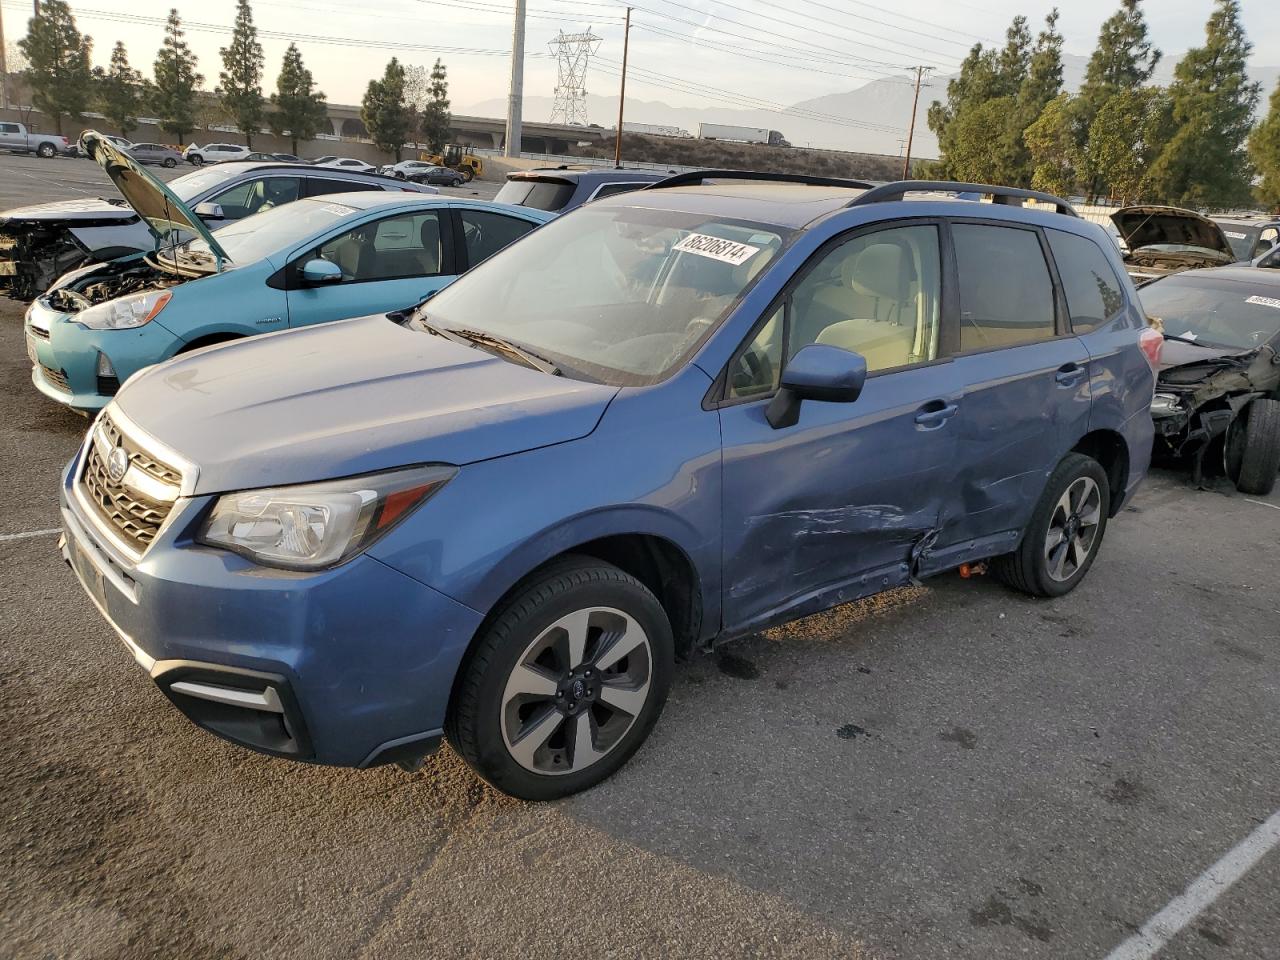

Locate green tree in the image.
[1249,80,1280,209]
[418,59,451,153]
[1147,0,1259,207]
[152,9,203,145]
[1087,87,1173,203]
[217,0,265,147]
[94,41,146,139]
[17,0,93,135]
[269,44,328,155]
[1025,92,1081,196]
[1078,0,1161,124]
[361,57,411,160]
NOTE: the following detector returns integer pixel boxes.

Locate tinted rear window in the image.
[494,178,576,211]
[1047,229,1126,332]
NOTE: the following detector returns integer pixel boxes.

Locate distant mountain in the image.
[463,55,1279,157]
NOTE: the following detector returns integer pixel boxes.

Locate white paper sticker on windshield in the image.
[1246,295,1280,310]
[1223,230,1248,240]
[672,233,761,265]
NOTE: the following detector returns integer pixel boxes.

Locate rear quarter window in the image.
[1047,229,1127,332]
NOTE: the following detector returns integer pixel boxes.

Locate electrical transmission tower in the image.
[548,28,601,126]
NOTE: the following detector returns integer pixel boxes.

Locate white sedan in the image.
[319,157,379,174]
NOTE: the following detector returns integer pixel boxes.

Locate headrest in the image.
[847,243,906,301]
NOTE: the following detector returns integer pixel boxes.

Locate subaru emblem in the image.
[107,445,129,484]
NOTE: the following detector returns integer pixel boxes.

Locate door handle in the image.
[915,401,959,428]
[1055,363,1087,386]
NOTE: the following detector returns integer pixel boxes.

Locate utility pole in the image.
[614,7,631,168]
[504,0,526,158]
[902,65,931,180]
[0,1,8,112]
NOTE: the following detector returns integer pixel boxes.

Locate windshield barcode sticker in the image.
[1224,231,1248,240]
[672,233,761,265]
[1246,295,1280,310]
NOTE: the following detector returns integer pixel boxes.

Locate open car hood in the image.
[1111,206,1234,258]
[80,130,230,268]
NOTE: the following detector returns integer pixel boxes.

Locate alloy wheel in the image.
[1043,476,1101,582]
[500,606,653,776]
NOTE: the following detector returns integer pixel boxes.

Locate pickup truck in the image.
[0,121,74,158]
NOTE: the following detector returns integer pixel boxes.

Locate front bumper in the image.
[58,445,484,767]
[25,295,179,412]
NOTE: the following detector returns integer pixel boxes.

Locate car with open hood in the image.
[1111,205,1236,283]
[25,135,552,411]
[1141,265,1280,495]
[0,131,438,301]
[55,174,1156,800]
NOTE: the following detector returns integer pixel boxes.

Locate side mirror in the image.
[766,343,868,429]
[299,258,343,285]
[193,201,225,221]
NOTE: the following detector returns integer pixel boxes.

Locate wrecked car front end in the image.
[0,199,145,302]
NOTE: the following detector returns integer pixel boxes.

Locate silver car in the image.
[125,142,184,168]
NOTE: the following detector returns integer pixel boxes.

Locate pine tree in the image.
[17,0,93,135]
[1078,0,1161,122]
[361,58,411,161]
[1087,87,1173,203]
[152,9,203,145]
[1249,80,1280,209]
[1025,92,1081,195]
[217,0,265,147]
[418,59,451,153]
[269,44,328,155]
[95,42,146,139]
[1147,0,1259,207]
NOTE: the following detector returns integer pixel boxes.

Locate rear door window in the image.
[1046,229,1126,332]
[458,209,539,268]
[953,223,1057,351]
[494,178,576,212]
[306,177,381,197]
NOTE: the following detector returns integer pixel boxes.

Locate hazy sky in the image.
[1,0,1277,120]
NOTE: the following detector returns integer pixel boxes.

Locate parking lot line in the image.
[1244,498,1280,512]
[0,527,61,542]
[1101,808,1280,960]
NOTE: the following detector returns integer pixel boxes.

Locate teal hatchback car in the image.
[26,134,552,412]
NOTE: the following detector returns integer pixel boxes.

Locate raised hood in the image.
[112,315,618,494]
[1111,205,1234,257]
[80,130,230,268]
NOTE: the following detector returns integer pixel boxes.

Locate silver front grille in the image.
[79,415,183,555]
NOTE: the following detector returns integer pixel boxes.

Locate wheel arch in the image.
[175,331,245,355]
[1072,429,1129,517]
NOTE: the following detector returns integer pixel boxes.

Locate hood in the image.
[1158,338,1257,372]
[81,130,230,268]
[1112,205,1234,257]
[113,314,618,494]
[0,196,136,225]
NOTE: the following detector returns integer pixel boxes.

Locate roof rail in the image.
[848,180,1079,217]
[645,169,874,191]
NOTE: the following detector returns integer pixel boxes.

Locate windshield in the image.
[1217,225,1260,261]
[1140,275,1280,350]
[168,168,239,203]
[416,204,789,384]
[180,198,356,265]
[494,178,576,212]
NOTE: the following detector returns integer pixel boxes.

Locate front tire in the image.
[446,557,674,800]
[1226,398,1280,496]
[462,168,475,182]
[992,453,1111,597]
[189,154,203,165]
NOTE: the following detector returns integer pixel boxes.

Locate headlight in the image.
[77,289,172,330]
[198,464,456,570]
[1150,393,1182,418]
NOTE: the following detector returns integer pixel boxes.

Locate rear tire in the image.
[446,557,674,801]
[190,154,203,165]
[992,453,1111,598]
[37,143,56,159]
[163,157,176,168]
[1227,398,1280,496]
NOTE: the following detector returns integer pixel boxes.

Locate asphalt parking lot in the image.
[1,154,1279,960]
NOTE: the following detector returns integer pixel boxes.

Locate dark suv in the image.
[494,166,675,214]
[59,175,1158,800]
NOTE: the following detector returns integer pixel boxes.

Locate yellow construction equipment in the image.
[418,144,484,182]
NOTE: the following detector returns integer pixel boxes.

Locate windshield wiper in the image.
[446,327,562,376]
[1162,332,1204,345]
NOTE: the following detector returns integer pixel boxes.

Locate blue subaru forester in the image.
[58,174,1158,799]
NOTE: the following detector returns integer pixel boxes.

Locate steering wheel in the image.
[738,348,774,392]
